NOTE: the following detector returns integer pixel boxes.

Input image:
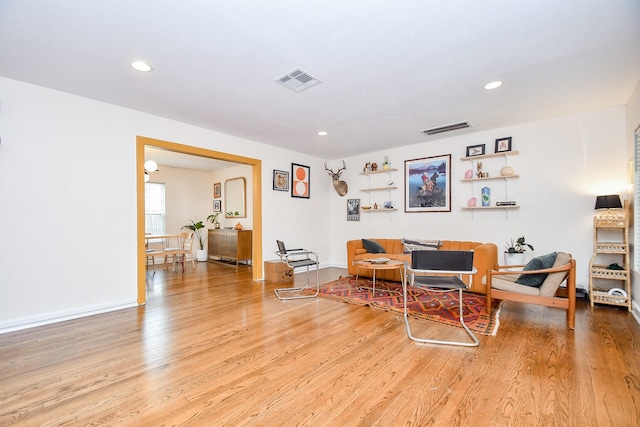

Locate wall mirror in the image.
[224,177,246,218]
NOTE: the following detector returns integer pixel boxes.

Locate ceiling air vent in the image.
[276,68,321,92]
[421,121,471,135]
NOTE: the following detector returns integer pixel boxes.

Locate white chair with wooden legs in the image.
[273,240,320,300]
[162,232,193,274]
[405,250,479,347]
[486,251,576,329]
[145,233,163,273]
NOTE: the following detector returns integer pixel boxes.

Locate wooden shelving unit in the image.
[588,205,631,311]
[460,150,519,216]
[359,168,398,218]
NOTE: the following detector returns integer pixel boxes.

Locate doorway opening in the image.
[136,136,263,304]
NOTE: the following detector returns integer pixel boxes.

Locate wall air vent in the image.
[421,121,472,135]
[276,68,321,92]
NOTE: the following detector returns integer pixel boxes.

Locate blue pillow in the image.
[515,252,557,287]
[362,239,386,254]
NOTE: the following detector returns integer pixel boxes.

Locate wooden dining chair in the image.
[163,232,193,273]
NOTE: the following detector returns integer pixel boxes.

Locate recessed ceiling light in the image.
[317,131,328,136]
[131,60,153,72]
[484,81,502,90]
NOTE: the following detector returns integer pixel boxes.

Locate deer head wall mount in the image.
[325,160,348,196]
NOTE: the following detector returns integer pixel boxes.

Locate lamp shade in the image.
[144,160,158,173]
[595,194,622,210]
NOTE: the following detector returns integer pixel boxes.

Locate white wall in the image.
[0,77,332,332]
[211,165,253,231]
[0,75,633,332]
[329,106,629,293]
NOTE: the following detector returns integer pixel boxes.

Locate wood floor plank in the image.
[0,263,639,426]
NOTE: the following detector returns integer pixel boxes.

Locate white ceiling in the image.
[1,0,639,161]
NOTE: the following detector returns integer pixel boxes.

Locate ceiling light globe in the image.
[484,81,503,90]
[317,131,328,136]
[144,160,158,172]
[131,61,153,72]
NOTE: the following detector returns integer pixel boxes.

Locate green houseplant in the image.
[207,213,221,229]
[182,219,208,261]
[504,236,534,266]
[505,236,534,254]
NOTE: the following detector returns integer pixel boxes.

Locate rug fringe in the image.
[489,301,505,336]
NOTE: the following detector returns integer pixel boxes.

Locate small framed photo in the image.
[495,137,512,153]
[213,182,221,198]
[347,199,360,221]
[212,200,221,212]
[273,169,289,192]
[466,144,485,157]
[291,163,310,199]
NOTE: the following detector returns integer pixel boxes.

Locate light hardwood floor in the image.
[1,262,639,426]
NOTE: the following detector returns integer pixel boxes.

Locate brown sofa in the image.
[346,239,498,294]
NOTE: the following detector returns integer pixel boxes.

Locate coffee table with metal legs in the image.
[352,259,405,295]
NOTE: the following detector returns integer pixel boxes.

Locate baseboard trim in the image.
[632,300,640,326]
[0,299,139,335]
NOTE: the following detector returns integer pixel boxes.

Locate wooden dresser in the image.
[208,229,252,266]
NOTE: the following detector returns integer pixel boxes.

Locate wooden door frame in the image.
[136,136,263,304]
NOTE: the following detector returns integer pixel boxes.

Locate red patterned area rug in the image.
[317,276,502,336]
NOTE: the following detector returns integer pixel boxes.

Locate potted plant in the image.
[504,236,534,266]
[207,212,221,229]
[182,219,208,261]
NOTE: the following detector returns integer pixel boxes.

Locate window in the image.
[145,182,165,236]
[635,125,640,271]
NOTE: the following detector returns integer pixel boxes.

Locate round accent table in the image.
[352,259,406,295]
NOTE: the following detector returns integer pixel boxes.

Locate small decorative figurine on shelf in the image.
[476,161,483,178]
[382,155,391,170]
[363,162,371,173]
[371,162,378,171]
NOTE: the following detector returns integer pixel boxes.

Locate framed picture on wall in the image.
[495,137,512,153]
[347,199,360,221]
[466,144,485,157]
[213,200,221,212]
[404,154,451,213]
[291,163,310,198]
[213,182,221,198]
[273,169,289,191]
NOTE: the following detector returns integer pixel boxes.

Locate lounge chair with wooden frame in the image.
[486,252,576,329]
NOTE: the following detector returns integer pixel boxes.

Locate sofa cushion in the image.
[362,239,386,254]
[402,238,441,253]
[515,252,557,287]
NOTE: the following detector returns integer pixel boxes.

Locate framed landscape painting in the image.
[404,154,451,212]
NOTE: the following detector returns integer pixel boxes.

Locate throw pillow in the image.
[515,252,557,287]
[362,239,386,254]
[402,238,441,253]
